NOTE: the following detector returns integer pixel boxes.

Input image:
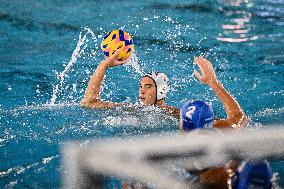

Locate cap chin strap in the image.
[153,77,158,105]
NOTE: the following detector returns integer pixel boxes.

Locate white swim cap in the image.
[144,71,170,101]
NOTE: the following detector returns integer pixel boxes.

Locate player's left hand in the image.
[194,56,218,86]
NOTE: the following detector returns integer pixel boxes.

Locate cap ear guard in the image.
[180,100,214,132]
[232,160,272,189]
[144,71,170,101]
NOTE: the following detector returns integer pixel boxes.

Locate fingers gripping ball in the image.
[101,30,134,61]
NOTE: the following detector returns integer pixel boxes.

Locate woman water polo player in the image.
[81,51,247,128]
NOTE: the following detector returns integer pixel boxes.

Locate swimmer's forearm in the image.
[193,56,247,127]
[82,62,109,102]
[209,80,247,127]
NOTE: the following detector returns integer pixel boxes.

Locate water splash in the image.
[124,53,144,76]
[50,26,98,105]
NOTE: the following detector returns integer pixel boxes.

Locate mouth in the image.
[139,97,146,103]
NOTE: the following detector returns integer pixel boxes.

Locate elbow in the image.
[80,100,88,108]
[230,112,249,128]
[80,97,93,108]
[80,98,103,109]
[239,114,249,128]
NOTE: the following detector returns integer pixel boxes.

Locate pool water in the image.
[0,0,283,188]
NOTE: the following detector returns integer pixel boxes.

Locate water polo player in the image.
[180,101,272,189]
[180,100,214,132]
[81,54,247,128]
[81,52,247,128]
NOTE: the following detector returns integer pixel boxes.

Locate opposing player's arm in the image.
[194,57,248,129]
[80,50,130,109]
[199,160,238,189]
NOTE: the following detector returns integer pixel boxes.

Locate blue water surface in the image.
[0,0,284,188]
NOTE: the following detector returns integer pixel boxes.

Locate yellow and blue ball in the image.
[101,30,134,61]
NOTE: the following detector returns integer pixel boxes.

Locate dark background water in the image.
[0,0,283,188]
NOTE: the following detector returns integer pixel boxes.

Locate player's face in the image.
[139,77,157,105]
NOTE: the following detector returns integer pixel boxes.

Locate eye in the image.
[145,84,152,89]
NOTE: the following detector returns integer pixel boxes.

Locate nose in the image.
[140,86,145,94]
[139,87,146,97]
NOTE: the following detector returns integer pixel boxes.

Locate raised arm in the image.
[194,56,248,128]
[80,50,130,109]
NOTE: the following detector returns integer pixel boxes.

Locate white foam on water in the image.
[255,107,284,117]
[7,180,18,188]
[100,105,178,130]
[0,133,16,147]
[42,156,56,164]
[0,155,59,179]
[102,116,140,127]
[0,102,80,114]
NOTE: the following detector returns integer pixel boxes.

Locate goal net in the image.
[62,125,284,189]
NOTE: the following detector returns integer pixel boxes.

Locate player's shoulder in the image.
[161,105,180,118]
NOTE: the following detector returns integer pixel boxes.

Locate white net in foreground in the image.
[62,126,284,189]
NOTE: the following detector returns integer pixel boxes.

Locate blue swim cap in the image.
[232,160,272,189]
[180,100,214,131]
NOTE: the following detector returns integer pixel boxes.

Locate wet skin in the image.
[139,76,157,105]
